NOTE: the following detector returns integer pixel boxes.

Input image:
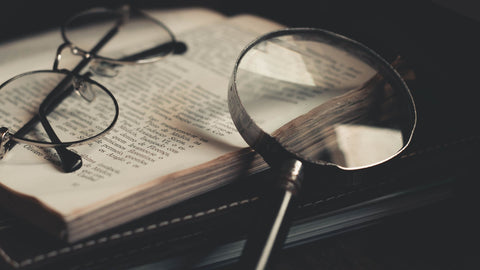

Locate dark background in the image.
[2,1,479,269]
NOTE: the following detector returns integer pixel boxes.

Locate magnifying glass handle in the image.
[239,159,304,270]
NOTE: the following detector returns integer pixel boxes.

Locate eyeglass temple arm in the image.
[40,22,122,172]
[118,41,187,62]
[39,78,84,172]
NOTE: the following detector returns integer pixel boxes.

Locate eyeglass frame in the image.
[0,5,181,172]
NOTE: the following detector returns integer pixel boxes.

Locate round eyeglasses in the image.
[0,5,182,172]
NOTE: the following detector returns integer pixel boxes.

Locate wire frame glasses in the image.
[0,5,179,172]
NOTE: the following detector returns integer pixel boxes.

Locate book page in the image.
[0,9,282,219]
[0,8,226,81]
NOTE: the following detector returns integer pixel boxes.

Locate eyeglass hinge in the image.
[0,127,12,160]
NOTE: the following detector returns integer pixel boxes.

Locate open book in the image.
[0,6,412,243]
[0,7,285,243]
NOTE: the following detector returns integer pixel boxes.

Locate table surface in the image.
[219,198,479,270]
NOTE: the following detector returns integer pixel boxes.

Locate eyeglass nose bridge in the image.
[53,43,93,71]
[53,43,120,78]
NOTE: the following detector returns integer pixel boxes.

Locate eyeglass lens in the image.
[62,7,175,63]
[0,71,118,148]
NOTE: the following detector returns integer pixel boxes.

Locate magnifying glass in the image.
[228,28,417,269]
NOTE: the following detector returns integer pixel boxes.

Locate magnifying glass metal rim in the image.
[228,27,417,171]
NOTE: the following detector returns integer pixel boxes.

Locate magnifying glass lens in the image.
[234,30,416,169]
